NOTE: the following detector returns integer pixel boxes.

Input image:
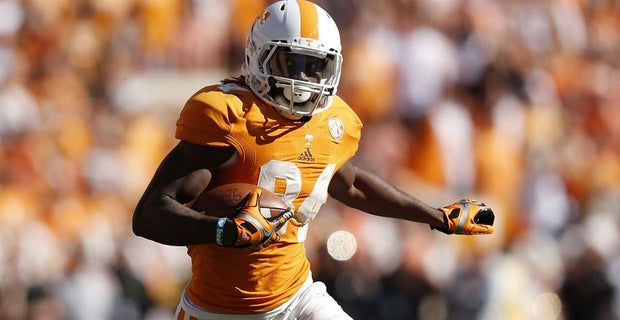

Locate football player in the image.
[132,1,495,319]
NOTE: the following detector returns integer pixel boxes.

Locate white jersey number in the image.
[258,160,336,241]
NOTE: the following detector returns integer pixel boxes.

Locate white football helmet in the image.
[242,0,343,119]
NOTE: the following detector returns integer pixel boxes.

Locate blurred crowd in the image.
[0,0,619,319]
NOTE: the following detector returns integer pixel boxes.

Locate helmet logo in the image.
[328,118,344,140]
[259,11,271,25]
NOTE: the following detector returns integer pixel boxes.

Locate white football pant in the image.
[174,276,352,320]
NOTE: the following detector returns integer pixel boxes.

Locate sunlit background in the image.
[1,0,619,319]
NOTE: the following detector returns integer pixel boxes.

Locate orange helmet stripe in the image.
[297,0,319,39]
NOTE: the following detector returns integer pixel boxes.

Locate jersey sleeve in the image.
[175,87,235,147]
[333,96,363,166]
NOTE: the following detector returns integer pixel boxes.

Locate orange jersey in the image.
[175,82,362,314]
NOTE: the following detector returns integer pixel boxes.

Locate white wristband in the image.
[215,217,228,246]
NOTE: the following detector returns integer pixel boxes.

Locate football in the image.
[191,183,289,218]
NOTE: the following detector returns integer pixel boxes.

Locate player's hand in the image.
[219,188,293,249]
[431,199,494,235]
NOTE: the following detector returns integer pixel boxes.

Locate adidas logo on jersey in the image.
[298,148,315,162]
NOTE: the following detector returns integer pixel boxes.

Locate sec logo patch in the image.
[328,118,344,140]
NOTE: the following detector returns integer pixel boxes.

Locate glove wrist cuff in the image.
[215,217,228,246]
[439,207,452,228]
[216,217,237,247]
[430,207,454,234]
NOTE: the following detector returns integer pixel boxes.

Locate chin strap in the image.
[274,105,302,119]
[274,107,312,122]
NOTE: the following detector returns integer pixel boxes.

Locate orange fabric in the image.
[175,82,362,313]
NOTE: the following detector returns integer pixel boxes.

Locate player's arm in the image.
[132,141,237,245]
[328,161,494,235]
[329,161,446,227]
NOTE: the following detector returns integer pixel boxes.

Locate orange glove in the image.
[216,188,293,248]
[432,199,494,235]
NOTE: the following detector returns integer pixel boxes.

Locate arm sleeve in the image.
[175,90,234,147]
